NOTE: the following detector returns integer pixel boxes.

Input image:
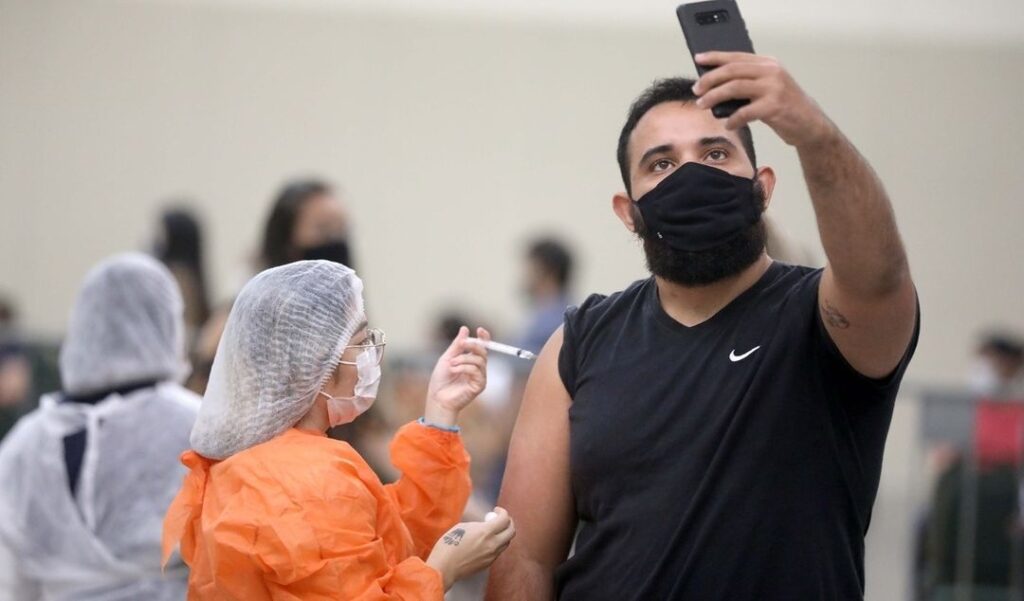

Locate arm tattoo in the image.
[822,300,851,329]
[443,528,466,546]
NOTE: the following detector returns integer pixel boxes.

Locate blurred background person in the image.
[968,331,1024,398]
[152,205,211,342]
[913,329,1024,600]
[0,253,200,600]
[183,177,356,396]
[259,177,354,270]
[0,295,33,440]
[183,300,231,396]
[519,237,574,354]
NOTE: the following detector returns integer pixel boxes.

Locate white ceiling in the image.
[160,0,1024,42]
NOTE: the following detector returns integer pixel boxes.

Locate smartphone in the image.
[676,0,755,119]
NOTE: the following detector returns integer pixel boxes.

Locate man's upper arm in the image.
[818,265,918,379]
[487,327,576,600]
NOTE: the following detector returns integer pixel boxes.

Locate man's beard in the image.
[632,183,768,287]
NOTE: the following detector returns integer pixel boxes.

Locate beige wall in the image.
[1,0,1023,388]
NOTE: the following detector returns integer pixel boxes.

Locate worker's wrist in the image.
[419,405,460,432]
[425,553,454,591]
[418,416,461,433]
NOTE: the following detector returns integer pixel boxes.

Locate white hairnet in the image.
[59,253,187,395]
[0,384,200,601]
[190,260,365,460]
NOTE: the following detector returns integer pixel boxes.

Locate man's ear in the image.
[612,192,639,233]
[755,166,777,212]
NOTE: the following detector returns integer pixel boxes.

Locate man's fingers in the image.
[723,99,769,131]
[696,79,765,112]
[695,51,769,67]
[693,62,768,95]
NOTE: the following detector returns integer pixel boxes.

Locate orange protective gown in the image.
[162,422,471,600]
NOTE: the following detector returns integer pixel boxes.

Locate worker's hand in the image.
[426,508,516,590]
[424,326,489,427]
[691,52,835,149]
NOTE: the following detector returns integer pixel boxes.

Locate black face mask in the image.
[300,239,352,268]
[633,162,761,252]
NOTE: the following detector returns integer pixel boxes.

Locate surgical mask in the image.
[319,345,381,427]
[634,162,761,252]
[968,359,1002,397]
[301,239,352,267]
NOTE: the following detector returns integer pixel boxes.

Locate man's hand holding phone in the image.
[691,51,836,149]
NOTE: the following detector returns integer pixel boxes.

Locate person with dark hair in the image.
[182,178,354,397]
[969,331,1024,397]
[520,237,575,353]
[489,53,919,601]
[259,178,354,270]
[154,206,211,335]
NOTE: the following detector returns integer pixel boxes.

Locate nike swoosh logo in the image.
[729,346,761,362]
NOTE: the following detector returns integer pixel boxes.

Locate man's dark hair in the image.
[260,178,332,268]
[617,77,757,196]
[527,237,574,290]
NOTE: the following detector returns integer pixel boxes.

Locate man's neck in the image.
[654,254,773,327]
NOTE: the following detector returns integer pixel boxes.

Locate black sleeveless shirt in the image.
[555,263,919,600]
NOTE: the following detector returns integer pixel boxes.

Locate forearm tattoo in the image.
[822,300,851,329]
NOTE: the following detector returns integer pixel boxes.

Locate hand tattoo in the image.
[443,528,466,546]
[822,300,851,329]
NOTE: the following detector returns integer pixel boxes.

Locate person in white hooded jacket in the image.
[0,252,199,600]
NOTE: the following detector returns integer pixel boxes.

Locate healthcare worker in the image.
[0,253,200,600]
[163,260,515,600]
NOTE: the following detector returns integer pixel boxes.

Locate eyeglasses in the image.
[339,327,386,366]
